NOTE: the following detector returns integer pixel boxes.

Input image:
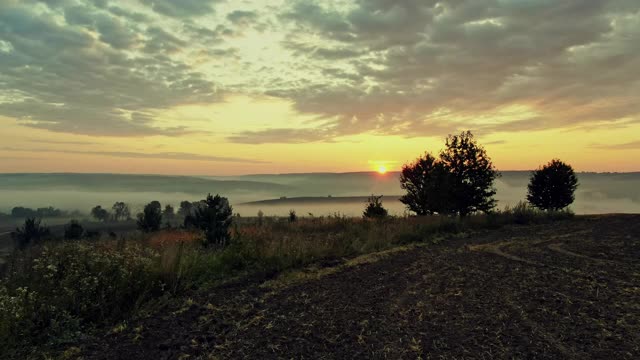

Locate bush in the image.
[527,159,579,211]
[363,195,389,219]
[137,201,163,233]
[11,218,50,249]
[64,220,84,240]
[288,209,297,223]
[184,194,233,247]
[510,201,539,225]
[90,205,110,222]
[0,242,165,352]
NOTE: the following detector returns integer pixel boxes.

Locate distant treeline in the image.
[0,206,82,219]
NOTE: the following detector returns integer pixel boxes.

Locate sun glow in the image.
[377,165,388,174]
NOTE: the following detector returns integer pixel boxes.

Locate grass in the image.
[0,205,573,357]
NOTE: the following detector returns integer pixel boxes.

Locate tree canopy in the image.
[400,131,499,217]
[527,159,579,211]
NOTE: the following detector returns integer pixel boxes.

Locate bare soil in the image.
[80,215,640,359]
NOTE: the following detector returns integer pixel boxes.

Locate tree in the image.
[90,205,110,222]
[163,204,175,219]
[64,220,84,240]
[11,207,36,218]
[527,159,579,211]
[178,201,193,218]
[136,201,163,233]
[439,131,500,217]
[363,195,389,218]
[400,131,499,217]
[400,153,453,215]
[184,194,233,247]
[111,202,131,221]
[11,218,50,249]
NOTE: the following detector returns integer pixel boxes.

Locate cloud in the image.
[2,0,640,143]
[590,141,640,150]
[227,10,258,24]
[26,138,95,145]
[1,147,267,163]
[268,0,640,141]
[0,2,220,136]
[227,128,336,144]
[140,0,218,18]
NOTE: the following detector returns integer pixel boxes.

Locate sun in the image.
[377,165,388,174]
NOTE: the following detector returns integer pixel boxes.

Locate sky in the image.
[0,0,639,175]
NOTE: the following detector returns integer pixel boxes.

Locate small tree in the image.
[185,194,233,247]
[363,195,388,218]
[11,218,50,249]
[288,209,297,223]
[137,201,163,233]
[257,209,264,226]
[399,153,453,215]
[439,131,499,217]
[527,159,579,211]
[111,202,131,221]
[64,220,84,240]
[177,201,193,218]
[163,204,175,219]
[90,205,110,222]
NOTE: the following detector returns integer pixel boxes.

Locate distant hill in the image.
[0,173,293,194]
[242,195,402,206]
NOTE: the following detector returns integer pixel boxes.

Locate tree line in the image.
[364,131,578,218]
[10,130,579,249]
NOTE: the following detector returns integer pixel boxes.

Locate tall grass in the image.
[0,209,573,355]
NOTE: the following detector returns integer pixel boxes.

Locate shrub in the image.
[64,220,84,240]
[90,205,110,222]
[363,195,389,218]
[11,218,50,249]
[0,242,165,352]
[288,209,297,223]
[184,194,233,247]
[527,159,579,211]
[257,210,264,226]
[137,201,163,233]
[510,201,539,225]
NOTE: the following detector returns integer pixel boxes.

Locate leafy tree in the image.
[288,209,297,223]
[163,204,175,219]
[177,201,193,218]
[11,218,50,249]
[64,220,84,240]
[111,202,131,221]
[400,131,499,217]
[185,194,233,247]
[136,201,163,233]
[400,153,453,215]
[527,159,579,211]
[439,131,499,217]
[90,205,110,222]
[11,207,36,218]
[363,195,389,218]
